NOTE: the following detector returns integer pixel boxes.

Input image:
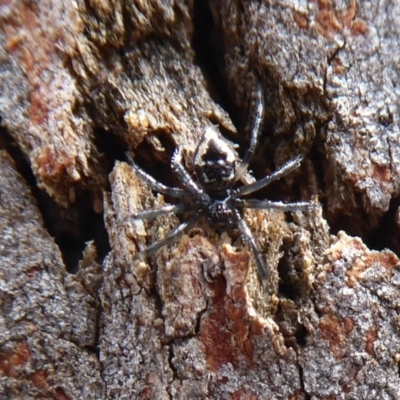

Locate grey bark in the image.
[1,0,400,399]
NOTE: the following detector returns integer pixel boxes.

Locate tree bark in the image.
[1,0,400,399]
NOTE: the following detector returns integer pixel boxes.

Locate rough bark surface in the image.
[1,0,400,399]
[0,152,104,399]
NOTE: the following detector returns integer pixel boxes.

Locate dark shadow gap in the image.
[361,198,400,255]
[329,195,400,256]
[299,364,311,400]
[192,0,228,111]
[192,0,252,149]
[93,127,127,175]
[294,325,308,347]
[277,242,302,301]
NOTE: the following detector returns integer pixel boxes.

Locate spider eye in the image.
[202,159,234,185]
[194,127,237,191]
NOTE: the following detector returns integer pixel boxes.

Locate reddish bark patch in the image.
[343,317,355,333]
[0,342,55,393]
[351,19,368,35]
[373,165,391,183]
[138,387,152,399]
[232,387,258,400]
[328,234,399,287]
[35,147,69,179]
[200,272,254,372]
[365,327,378,357]
[319,314,354,359]
[343,384,351,393]
[315,0,343,36]
[338,0,357,28]
[332,57,345,74]
[200,278,238,370]
[2,3,54,125]
[293,12,309,30]
[311,0,368,38]
[29,369,49,389]
[26,265,42,279]
[347,249,398,287]
[328,234,365,262]
[346,257,366,288]
[368,251,399,273]
[55,387,70,400]
[289,390,306,400]
[29,90,50,126]
[0,341,31,377]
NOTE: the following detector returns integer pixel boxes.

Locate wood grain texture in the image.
[1,0,400,398]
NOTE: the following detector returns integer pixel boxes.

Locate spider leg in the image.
[233,81,265,184]
[238,198,315,212]
[235,210,269,298]
[235,155,304,197]
[129,203,194,220]
[126,152,195,198]
[171,148,208,197]
[137,211,203,257]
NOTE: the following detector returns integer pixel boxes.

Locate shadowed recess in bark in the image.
[0,128,110,273]
[192,0,262,157]
[128,129,179,188]
[294,325,308,347]
[277,242,302,301]
[192,0,229,113]
[329,196,400,255]
[93,127,127,175]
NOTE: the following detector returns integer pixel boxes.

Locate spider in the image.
[126,84,315,298]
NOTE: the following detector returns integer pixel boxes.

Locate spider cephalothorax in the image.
[126,83,315,299]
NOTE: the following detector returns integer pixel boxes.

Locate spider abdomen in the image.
[194,127,237,192]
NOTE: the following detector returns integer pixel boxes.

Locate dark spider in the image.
[126,83,315,299]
